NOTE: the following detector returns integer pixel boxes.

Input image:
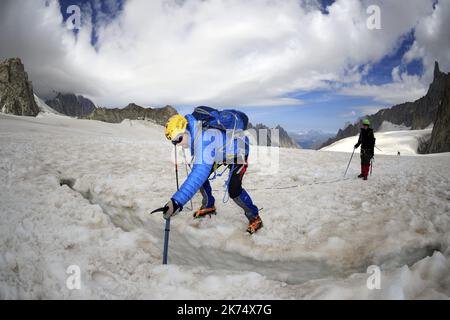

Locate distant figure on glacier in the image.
[156,107,263,234]
[398,151,401,156]
[354,119,376,181]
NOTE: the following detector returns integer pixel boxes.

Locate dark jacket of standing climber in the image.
[156,106,263,234]
[354,119,376,180]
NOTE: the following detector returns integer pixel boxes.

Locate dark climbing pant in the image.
[360,149,373,178]
[199,162,259,221]
[360,149,373,165]
[199,163,248,207]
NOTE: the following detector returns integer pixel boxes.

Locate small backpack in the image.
[192,106,249,132]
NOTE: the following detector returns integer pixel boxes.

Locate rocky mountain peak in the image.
[45,93,96,117]
[434,61,441,79]
[124,103,143,111]
[0,58,39,116]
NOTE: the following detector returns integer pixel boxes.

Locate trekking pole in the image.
[370,157,374,176]
[375,145,382,152]
[344,147,356,177]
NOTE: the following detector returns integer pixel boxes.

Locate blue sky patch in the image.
[362,31,421,85]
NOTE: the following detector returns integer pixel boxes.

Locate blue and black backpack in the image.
[192,106,249,132]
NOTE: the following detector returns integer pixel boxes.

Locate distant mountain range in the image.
[290,130,334,150]
[83,107,299,148]
[321,62,450,153]
[84,103,178,126]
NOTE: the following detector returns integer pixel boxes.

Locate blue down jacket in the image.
[171,114,249,207]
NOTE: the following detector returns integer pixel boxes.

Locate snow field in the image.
[0,113,449,299]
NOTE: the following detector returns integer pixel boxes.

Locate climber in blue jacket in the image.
[158,107,263,234]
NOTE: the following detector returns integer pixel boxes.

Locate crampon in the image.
[247,216,263,234]
[193,207,217,219]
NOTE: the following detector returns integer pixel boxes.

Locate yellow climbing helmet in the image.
[165,114,188,141]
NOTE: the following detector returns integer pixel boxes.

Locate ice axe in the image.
[151,144,180,265]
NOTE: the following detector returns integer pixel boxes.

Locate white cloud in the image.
[341,0,450,106]
[340,105,386,119]
[404,0,450,80]
[340,68,428,105]
[340,110,357,118]
[0,0,443,108]
[356,105,386,115]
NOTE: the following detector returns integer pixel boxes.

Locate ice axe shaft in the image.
[162,218,170,264]
[161,145,180,265]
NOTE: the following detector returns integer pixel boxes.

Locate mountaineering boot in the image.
[247,216,263,234]
[193,206,217,219]
[358,165,364,178]
[232,189,262,233]
[194,181,216,218]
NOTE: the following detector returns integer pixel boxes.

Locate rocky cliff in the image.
[0,58,39,116]
[321,62,449,150]
[46,93,96,117]
[85,103,178,126]
[426,75,450,153]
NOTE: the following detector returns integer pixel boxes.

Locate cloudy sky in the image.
[0,0,449,132]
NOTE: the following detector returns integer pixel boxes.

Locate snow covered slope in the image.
[34,94,62,115]
[377,121,411,132]
[0,113,449,299]
[321,128,433,155]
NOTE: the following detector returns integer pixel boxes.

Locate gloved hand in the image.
[163,199,182,219]
[150,199,182,220]
[354,144,358,149]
